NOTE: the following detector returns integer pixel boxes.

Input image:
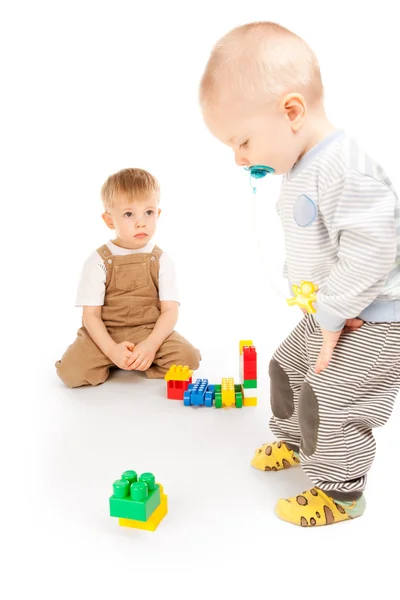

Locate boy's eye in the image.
[146,210,154,216]
[240,140,249,149]
[124,212,133,218]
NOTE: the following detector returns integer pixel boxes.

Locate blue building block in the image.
[183,383,194,406]
[192,379,208,406]
[183,379,215,407]
[205,385,215,407]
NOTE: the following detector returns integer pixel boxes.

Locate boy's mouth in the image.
[134,233,147,238]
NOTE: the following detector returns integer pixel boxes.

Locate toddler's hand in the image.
[343,318,364,333]
[127,338,158,372]
[315,319,364,374]
[315,328,342,374]
[108,341,135,370]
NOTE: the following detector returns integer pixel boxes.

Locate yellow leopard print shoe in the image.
[275,488,366,527]
[251,441,300,471]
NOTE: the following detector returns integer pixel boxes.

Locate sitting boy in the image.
[56,168,201,387]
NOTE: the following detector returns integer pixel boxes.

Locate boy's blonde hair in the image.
[101,168,160,210]
[200,21,323,108]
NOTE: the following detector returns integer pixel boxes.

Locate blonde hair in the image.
[200,21,323,108]
[101,168,160,210]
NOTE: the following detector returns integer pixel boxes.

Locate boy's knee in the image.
[55,359,109,388]
[177,343,201,371]
[298,382,319,456]
[269,358,294,420]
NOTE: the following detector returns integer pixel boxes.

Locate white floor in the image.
[10,321,400,598]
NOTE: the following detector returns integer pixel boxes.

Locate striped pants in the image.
[269,314,400,500]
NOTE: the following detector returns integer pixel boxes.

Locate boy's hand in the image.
[315,318,364,374]
[315,329,342,374]
[343,318,364,333]
[108,341,135,370]
[127,338,158,372]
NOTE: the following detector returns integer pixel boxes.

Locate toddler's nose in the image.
[234,152,249,167]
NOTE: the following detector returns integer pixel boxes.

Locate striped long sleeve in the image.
[315,171,397,331]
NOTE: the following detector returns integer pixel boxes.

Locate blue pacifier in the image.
[244,165,275,193]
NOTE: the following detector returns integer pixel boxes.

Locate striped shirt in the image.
[278,129,400,331]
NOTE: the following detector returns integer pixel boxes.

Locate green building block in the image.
[243,379,257,389]
[215,391,222,408]
[109,470,161,521]
[235,392,243,408]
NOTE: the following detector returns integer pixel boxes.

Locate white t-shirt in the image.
[75,240,179,307]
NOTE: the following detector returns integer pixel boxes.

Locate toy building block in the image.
[234,383,243,408]
[119,485,168,532]
[239,341,257,379]
[235,391,243,408]
[214,385,222,408]
[214,381,242,408]
[109,471,161,521]
[239,340,253,355]
[243,397,257,407]
[167,379,192,401]
[165,365,193,401]
[243,379,257,389]
[239,340,258,406]
[243,346,257,379]
[184,379,207,406]
[165,365,193,381]
[184,379,216,407]
[221,377,235,406]
[204,387,215,407]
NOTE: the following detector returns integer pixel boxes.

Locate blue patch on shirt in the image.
[293,194,317,227]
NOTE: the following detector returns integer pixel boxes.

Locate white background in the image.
[2,0,400,597]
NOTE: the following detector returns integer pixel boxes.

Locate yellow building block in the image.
[239,340,253,355]
[119,485,168,532]
[164,365,193,382]
[221,377,235,406]
[243,397,257,407]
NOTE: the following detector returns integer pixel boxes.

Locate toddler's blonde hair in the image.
[200,21,323,108]
[101,168,160,210]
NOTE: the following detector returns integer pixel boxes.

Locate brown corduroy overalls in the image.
[55,244,201,387]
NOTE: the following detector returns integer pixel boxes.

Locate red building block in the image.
[167,378,192,400]
[243,346,257,380]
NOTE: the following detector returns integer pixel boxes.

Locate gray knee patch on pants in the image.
[269,358,294,419]
[298,382,319,456]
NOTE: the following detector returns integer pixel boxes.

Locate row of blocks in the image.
[183,378,257,407]
[166,341,258,407]
[109,470,168,532]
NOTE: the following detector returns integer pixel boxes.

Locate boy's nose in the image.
[234,152,250,167]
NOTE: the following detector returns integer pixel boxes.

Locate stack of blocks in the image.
[165,365,193,400]
[240,340,257,407]
[109,470,168,531]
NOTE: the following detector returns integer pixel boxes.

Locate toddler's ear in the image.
[157,208,162,218]
[282,93,306,132]
[102,212,115,229]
